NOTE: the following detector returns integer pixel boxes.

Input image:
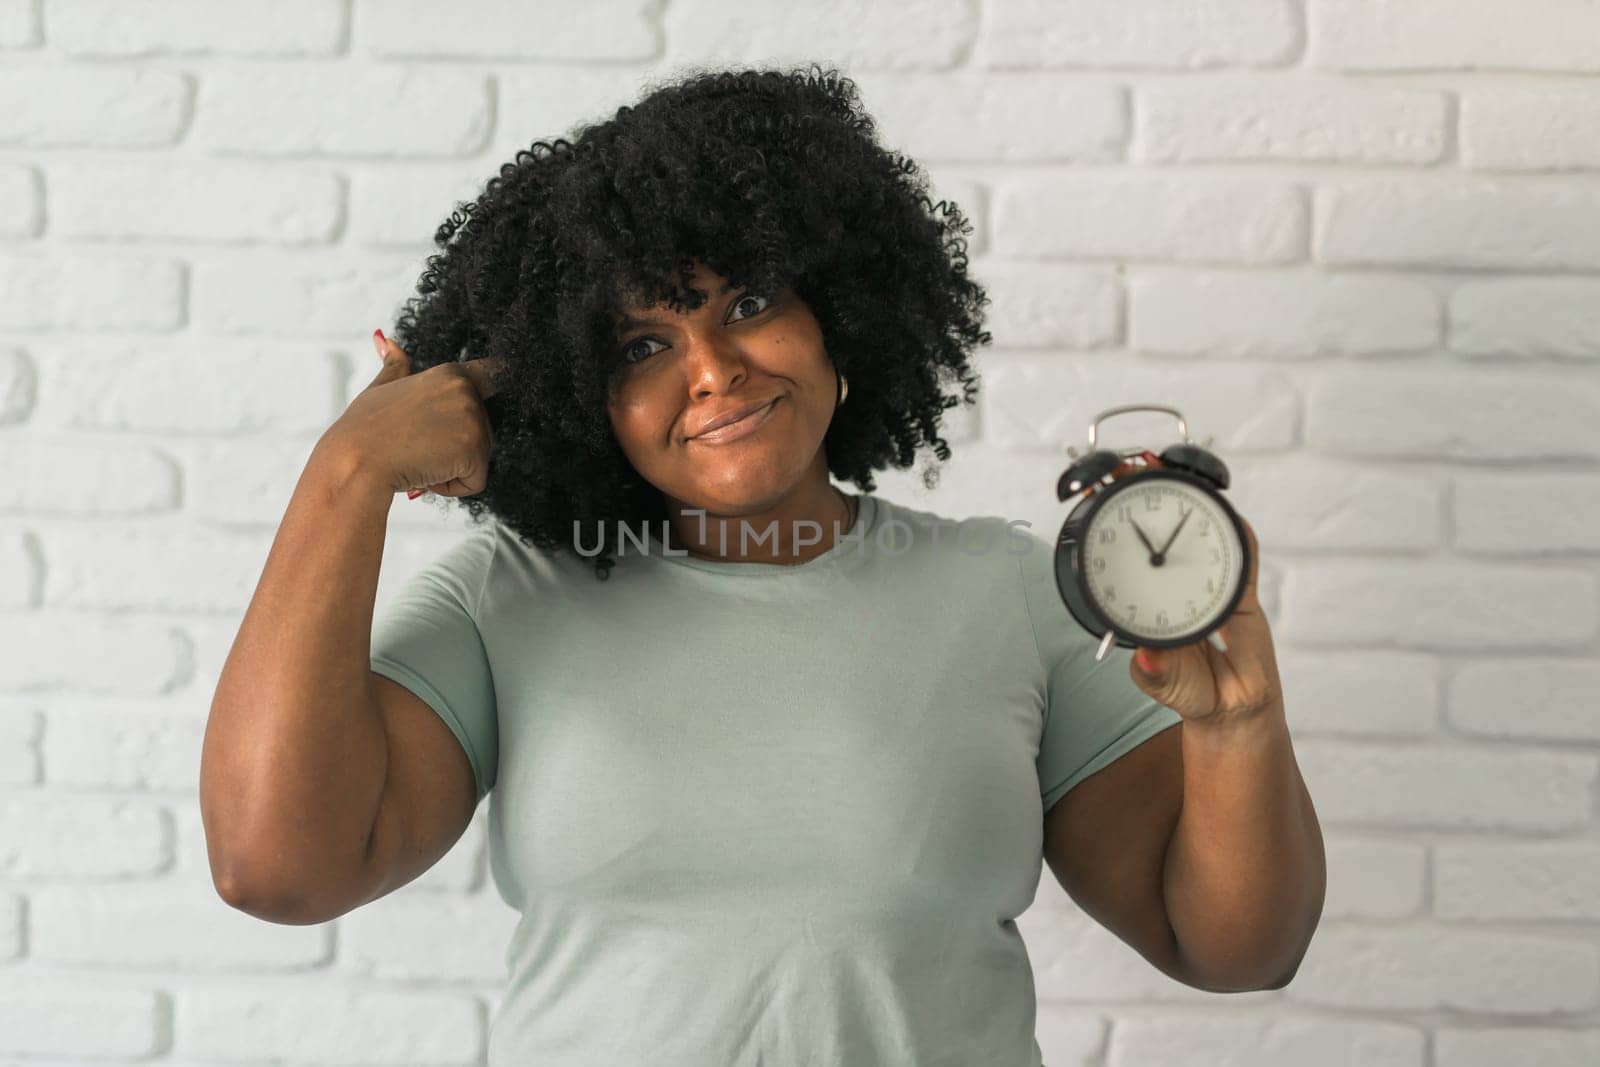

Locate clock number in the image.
[1104,586,1116,602]
[1186,599,1198,619]
[1096,527,1116,544]
[1092,556,1106,573]
[1155,609,1169,627]
[1144,494,1161,512]
[1210,547,1221,563]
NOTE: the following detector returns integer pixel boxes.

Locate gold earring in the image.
[839,374,849,405]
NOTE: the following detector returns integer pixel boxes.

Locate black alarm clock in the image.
[1053,404,1250,664]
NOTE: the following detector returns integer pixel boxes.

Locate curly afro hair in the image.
[388,62,992,580]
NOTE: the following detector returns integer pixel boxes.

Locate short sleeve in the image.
[369,522,500,804]
[1014,527,1183,816]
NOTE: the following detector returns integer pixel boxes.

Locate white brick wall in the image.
[2,1,1598,1063]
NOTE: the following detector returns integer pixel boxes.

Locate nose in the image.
[683,330,750,400]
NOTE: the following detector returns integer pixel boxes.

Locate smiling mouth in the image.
[688,397,781,444]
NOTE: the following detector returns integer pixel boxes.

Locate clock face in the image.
[1081,474,1245,642]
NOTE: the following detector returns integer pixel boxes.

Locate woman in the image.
[201,64,1324,1066]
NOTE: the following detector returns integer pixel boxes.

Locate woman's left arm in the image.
[1162,698,1326,991]
[1130,513,1326,992]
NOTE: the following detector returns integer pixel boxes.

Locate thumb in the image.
[367,328,412,389]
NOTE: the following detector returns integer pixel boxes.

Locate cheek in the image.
[607,392,671,458]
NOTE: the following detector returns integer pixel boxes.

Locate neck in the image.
[663,476,858,566]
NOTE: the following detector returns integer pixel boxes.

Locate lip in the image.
[688,397,781,444]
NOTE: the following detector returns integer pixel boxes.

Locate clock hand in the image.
[1129,518,1159,563]
[1156,508,1193,560]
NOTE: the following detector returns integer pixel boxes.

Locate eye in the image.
[728,291,773,322]
[615,289,775,365]
[619,336,663,365]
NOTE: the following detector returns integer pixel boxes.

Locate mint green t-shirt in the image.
[369,491,1182,1066]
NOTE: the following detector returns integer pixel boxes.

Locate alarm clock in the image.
[1053,404,1249,664]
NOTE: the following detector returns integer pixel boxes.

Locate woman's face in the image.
[605,260,838,515]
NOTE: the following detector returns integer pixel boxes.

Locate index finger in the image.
[457,355,509,400]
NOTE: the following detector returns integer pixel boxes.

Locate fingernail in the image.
[1134,648,1156,673]
[407,488,424,499]
[373,329,386,359]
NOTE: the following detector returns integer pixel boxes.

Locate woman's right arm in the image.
[201,335,503,925]
[199,442,467,924]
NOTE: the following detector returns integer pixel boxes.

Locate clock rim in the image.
[1065,466,1251,649]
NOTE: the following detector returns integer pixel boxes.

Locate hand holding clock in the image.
[1114,456,1283,726]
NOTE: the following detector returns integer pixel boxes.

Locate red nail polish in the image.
[407,488,424,499]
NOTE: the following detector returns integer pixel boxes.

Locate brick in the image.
[189,252,425,337]
[1306,367,1600,460]
[996,176,1306,264]
[0,437,177,513]
[1283,560,1596,650]
[489,67,655,164]
[1117,1016,1424,1065]
[0,613,186,692]
[0,163,39,236]
[346,164,497,247]
[1450,279,1600,359]
[0,346,31,424]
[851,73,1125,161]
[0,979,163,1058]
[1131,269,1438,356]
[40,526,276,613]
[1272,648,1438,735]
[46,0,344,55]
[667,0,970,70]
[44,704,205,791]
[49,159,341,243]
[981,354,1297,453]
[1137,81,1447,164]
[0,795,168,876]
[1462,87,1600,170]
[980,263,1120,349]
[0,527,32,607]
[178,986,480,1063]
[1311,0,1600,72]
[0,707,40,783]
[1288,928,1599,1013]
[1317,181,1600,269]
[1448,659,1600,741]
[1454,472,1600,553]
[1436,1028,1600,1067]
[1323,839,1426,920]
[0,892,17,959]
[0,66,187,147]
[0,0,34,46]
[1297,741,1596,831]
[363,0,652,60]
[981,0,1301,69]
[0,253,184,331]
[1226,457,1442,553]
[32,884,329,968]
[1436,842,1600,921]
[194,66,490,157]
[27,339,345,432]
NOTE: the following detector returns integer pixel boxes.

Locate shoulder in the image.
[869,494,1042,594]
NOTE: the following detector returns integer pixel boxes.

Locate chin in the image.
[686,462,806,513]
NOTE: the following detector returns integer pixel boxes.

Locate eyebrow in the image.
[615,280,740,333]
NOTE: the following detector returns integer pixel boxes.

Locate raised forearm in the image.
[1162,699,1325,992]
